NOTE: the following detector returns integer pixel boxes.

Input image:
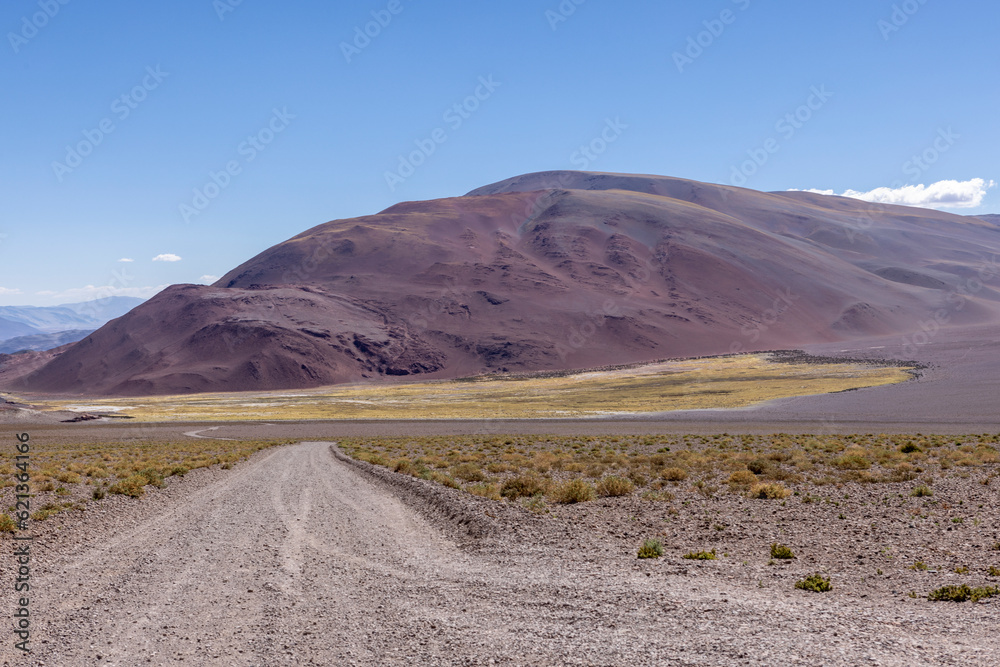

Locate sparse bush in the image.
[683,549,717,560]
[641,490,675,502]
[109,475,146,498]
[596,476,635,498]
[928,584,1000,603]
[909,561,928,571]
[988,566,1000,577]
[430,472,461,489]
[795,573,832,593]
[169,465,189,477]
[392,458,416,475]
[466,483,501,501]
[747,459,772,475]
[900,443,922,454]
[638,538,663,559]
[661,467,688,482]
[92,485,106,500]
[552,479,596,504]
[56,471,81,484]
[748,482,792,499]
[0,514,17,533]
[137,467,166,488]
[501,475,547,500]
[910,486,933,497]
[728,470,758,487]
[770,543,795,559]
[452,463,487,483]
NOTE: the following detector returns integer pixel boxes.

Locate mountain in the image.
[973,214,1000,226]
[0,330,94,355]
[0,297,144,333]
[0,318,40,341]
[6,171,1000,396]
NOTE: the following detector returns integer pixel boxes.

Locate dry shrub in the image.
[467,483,501,501]
[501,475,548,500]
[430,472,461,489]
[551,479,596,504]
[727,470,758,487]
[661,467,688,482]
[452,463,486,482]
[748,482,792,499]
[109,475,146,498]
[596,476,635,498]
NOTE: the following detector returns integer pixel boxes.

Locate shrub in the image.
[638,538,663,559]
[988,566,1000,577]
[0,514,17,533]
[430,472,461,490]
[770,543,795,559]
[928,584,1000,603]
[452,463,486,483]
[900,443,922,454]
[552,479,596,504]
[392,458,416,475]
[56,471,81,484]
[683,549,717,560]
[92,486,106,500]
[109,475,146,498]
[833,454,871,470]
[728,470,758,487]
[466,483,501,501]
[661,467,688,482]
[910,486,933,497]
[795,573,832,593]
[596,476,635,498]
[748,483,792,500]
[747,459,772,475]
[169,465,189,477]
[501,475,547,500]
[909,561,928,571]
[138,467,166,488]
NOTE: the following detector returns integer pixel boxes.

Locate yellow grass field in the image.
[19,353,915,422]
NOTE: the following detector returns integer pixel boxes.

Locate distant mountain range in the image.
[0,297,144,353]
[5,171,999,397]
[0,330,95,355]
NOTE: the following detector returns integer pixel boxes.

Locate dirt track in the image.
[5,441,998,666]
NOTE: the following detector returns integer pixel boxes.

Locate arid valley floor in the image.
[1,327,999,665]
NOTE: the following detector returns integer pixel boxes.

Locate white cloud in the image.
[152,253,182,262]
[199,275,220,284]
[118,258,135,263]
[793,178,996,210]
[0,287,22,295]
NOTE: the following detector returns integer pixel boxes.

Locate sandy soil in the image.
[3,441,998,666]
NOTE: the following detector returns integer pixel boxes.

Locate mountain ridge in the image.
[6,172,999,396]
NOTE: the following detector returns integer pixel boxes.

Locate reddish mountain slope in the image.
[8,172,1000,396]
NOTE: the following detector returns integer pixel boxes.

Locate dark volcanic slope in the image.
[10,171,1000,396]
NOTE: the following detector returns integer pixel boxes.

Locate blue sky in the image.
[1,0,997,306]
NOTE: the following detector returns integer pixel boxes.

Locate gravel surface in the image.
[3,441,998,666]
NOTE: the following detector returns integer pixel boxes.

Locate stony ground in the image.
[2,441,998,666]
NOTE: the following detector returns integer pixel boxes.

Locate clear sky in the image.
[2,0,997,306]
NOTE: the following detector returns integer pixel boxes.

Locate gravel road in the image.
[6,442,998,666]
